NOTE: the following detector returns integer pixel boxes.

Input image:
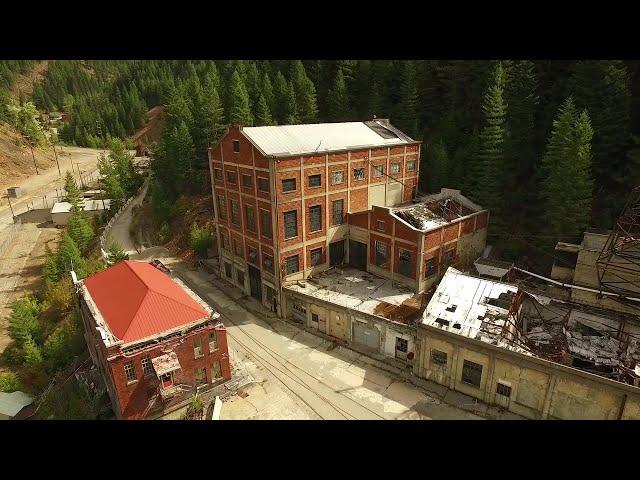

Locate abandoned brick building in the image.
[76,260,232,420]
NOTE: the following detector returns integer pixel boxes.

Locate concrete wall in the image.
[416,324,640,419]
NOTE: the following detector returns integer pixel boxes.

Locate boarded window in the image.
[332,199,344,226]
[242,174,253,188]
[124,361,136,382]
[407,160,416,171]
[217,195,226,219]
[285,255,299,275]
[282,178,296,192]
[353,167,365,180]
[373,165,384,177]
[391,163,400,174]
[258,177,270,192]
[310,247,323,266]
[431,349,447,366]
[375,241,388,267]
[214,168,223,181]
[332,171,344,185]
[462,360,483,388]
[309,205,322,232]
[230,200,240,225]
[425,257,437,278]
[232,139,240,153]
[227,171,237,184]
[398,248,412,277]
[245,204,256,232]
[263,254,274,273]
[260,209,272,238]
[284,210,298,239]
[309,174,321,187]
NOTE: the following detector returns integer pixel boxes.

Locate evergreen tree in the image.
[327,69,350,122]
[228,70,253,126]
[8,297,41,346]
[261,72,276,117]
[23,335,43,369]
[394,61,419,138]
[474,63,508,237]
[255,93,274,126]
[43,245,60,285]
[426,138,450,193]
[66,210,94,252]
[273,71,289,124]
[64,171,81,207]
[541,98,594,248]
[56,233,87,278]
[290,60,318,123]
[107,241,129,265]
[284,80,300,124]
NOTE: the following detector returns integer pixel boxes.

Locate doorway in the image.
[248,265,262,301]
[349,240,367,270]
[329,240,345,267]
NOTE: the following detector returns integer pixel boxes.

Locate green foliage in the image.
[426,138,450,192]
[42,276,73,317]
[189,224,213,258]
[107,241,129,265]
[56,233,87,278]
[23,335,43,368]
[394,61,419,138]
[0,371,21,393]
[255,93,274,126]
[5,101,46,145]
[290,60,318,123]
[228,70,253,126]
[67,211,94,253]
[8,296,42,346]
[327,69,350,121]
[43,316,84,372]
[43,245,61,285]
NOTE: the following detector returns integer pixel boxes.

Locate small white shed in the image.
[51,199,112,227]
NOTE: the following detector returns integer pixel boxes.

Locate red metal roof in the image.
[83,261,210,345]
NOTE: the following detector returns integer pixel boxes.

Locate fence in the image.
[0,219,22,259]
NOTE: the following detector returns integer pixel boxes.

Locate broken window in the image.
[391,163,400,174]
[196,367,207,386]
[332,171,344,185]
[236,269,244,287]
[242,174,253,188]
[375,241,388,268]
[260,209,272,238]
[284,210,298,239]
[373,165,384,177]
[247,245,258,264]
[376,220,385,232]
[286,255,299,275]
[395,337,408,360]
[446,305,457,312]
[398,248,412,277]
[224,262,233,279]
[212,361,222,380]
[217,195,227,220]
[194,337,203,359]
[233,239,243,257]
[407,160,416,171]
[220,233,229,251]
[230,200,240,225]
[462,360,482,388]
[496,382,512,397]
[214,168,223,181]
[209,333,218,352]
[435,318,450,327]
[431,349,448,366]
[310,247,323,266]
[425,258,438,278]
[124,361,136,382]
[258,177,270,192]
[443,248,455,265]
[263,254,274,273]
[309,174,322,187]
[353,167,365,180]
[332,199,344,226]
[232,139,240,153]
[227,171,237,184]
[311,313,319,323]
[245,204,256,232]
[141,356,153,377]
[282,178,296,192]
[309,205,322,232]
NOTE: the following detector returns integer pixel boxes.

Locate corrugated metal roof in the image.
[241,119,416,157]
[83,261,210,345]
[51,199,111,214]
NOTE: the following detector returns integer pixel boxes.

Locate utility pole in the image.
[24,135,39,175]
[74,162,84,188]
[50,137,61,177]
[5,194,15,222]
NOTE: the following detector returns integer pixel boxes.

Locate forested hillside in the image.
[22,59,640,267]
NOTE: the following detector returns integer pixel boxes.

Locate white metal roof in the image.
[241,120,416,157]
[0,391,33,418]
[51,199,111,214]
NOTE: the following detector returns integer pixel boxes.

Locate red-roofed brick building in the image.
[76,260,231,419]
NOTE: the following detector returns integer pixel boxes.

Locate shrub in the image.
[0,371,21,393]
[190,224,213,258]
[158,222,170,243]
[8,296,42,346]
[43,317,84,372]
[23,335,43,368]
[106,241,129,265]
[42,276,73,317]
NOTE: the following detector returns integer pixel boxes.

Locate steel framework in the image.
[596,186,640,297]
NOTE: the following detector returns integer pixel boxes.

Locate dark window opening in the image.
[309,205,322,232]
[242,174,253,188]
[232,140,240,153]
[245,205,256,232]
[260,210,272,238]
[224,262,233,279]
[282,178,296,192]
[230,200,240,225]
[431,349,447,366]
[462,360,483,388]
[496,383,512,397]
[284,210,298,239]
[286,255,299,275]
[425,258,438,278]
[309,174,321,188]
[247,246,258,264]
[227,171,237,184]
[258,177,270,192]
[398,248,411,277]
[311,248,323,266]
[445,305,457,312]
[332,199,344,226]
[375,241,388,267]
[263,254,274,273]
[435,318,450,327]
[353,168,365,180]
[214,169,223,181]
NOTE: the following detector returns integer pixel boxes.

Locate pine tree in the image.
[290,60,318,123]
[64,171,81,208]
[273,71,289,124]
[56,233,87,278]
[394,61,419,138]
[228,70,253,126]
[327,69,350,122]
[284,80,300,124]
[261,72,276,117]
[107,241,129,265]
[23,335,43,368]
[43,245,60,285]
[8,297,41,346]
[255,93,274,126]
[426,138,450,192]
[474,62,508,237]
[541,97,594,247]
[66,210,94,252]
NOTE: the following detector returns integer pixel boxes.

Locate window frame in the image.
[194,337,203,359]
[195,367,207,386]
[407,160,416,171]
[247,245,258,265]
[310,247,323,266]
[226,171,237,184]
[245,204,256,232]
[282,177,297,193]
[376,220,385,232]
[141,355,154,377]
[496,382,512,397]
[124,361,137,383]
[353,167,365,180]
[232,139,240,153]
[373,165,384,178]
[430,349,448,367]
[217,195,227,220]
[263,253,274,273]
[260,209,272,238]
[390,162,400,174]
[241,174,253,188]
[284,210,298,239]
[285,254,300,275]
[212,361,222,380]
[308,174,322,188]
[236,269,245,287]
[230,200,240,226]
[425,257,438,278]
[309,205,322,233]
[214,168,223,181]
[375,240,388,268]
[224,261,233,279]
[332,199,344,226]
[398,248,412,278]
[461,360,483,388]
[209,332,218,353]
[331,171,344,185]
[258,177,270,193]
